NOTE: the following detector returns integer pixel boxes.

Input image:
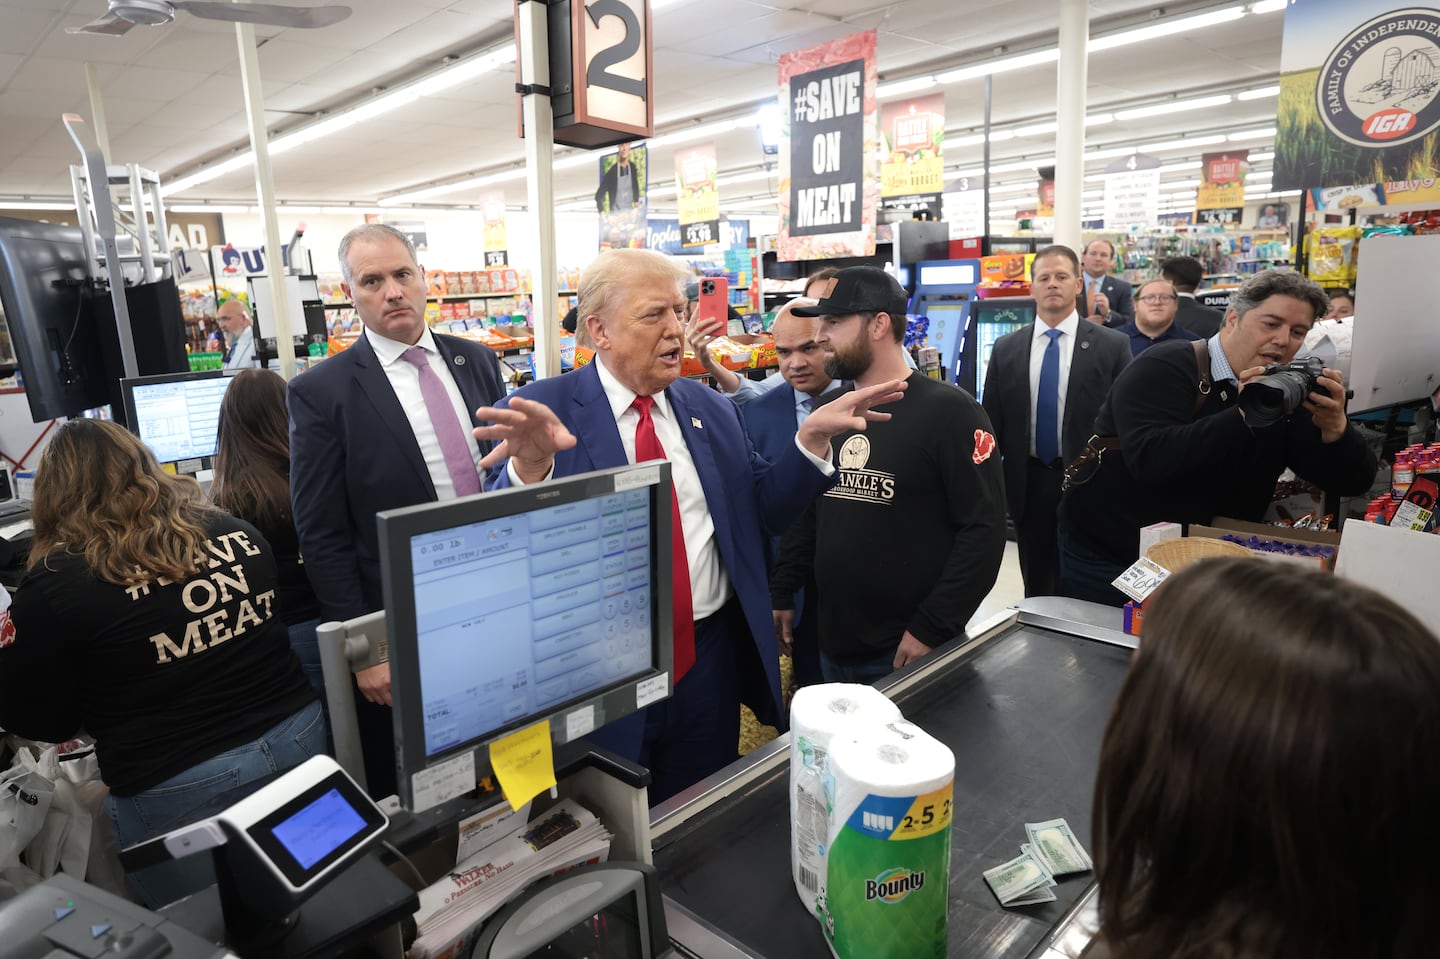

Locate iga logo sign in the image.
[1316,8,1440,148]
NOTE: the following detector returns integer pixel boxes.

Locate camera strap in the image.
[1063,338,1216,491]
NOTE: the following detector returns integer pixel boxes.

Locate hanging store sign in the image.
[943,175,985,238]
[596,142,648,251]
[674,142,720,248]
[1275,4,1440,190]
[645,217,749,256]
[523,0,653,148]
[879,93,944,224]
[481,191,508,267]
[1102,154,1161,231]
[1196,150,1248,224]
[777,29,878,261]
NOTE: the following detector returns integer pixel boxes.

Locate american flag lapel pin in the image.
[691,417,703,430]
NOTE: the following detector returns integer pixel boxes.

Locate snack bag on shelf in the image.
[1306,226,1360,285]
[428,272,448,297]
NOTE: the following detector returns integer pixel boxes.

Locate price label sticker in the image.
[485,250,508,267]
[682,220,719,248]
[1111,556,1171,604]
[410,749,477,813]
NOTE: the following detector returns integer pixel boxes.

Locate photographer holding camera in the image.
[1057,269,1377,606]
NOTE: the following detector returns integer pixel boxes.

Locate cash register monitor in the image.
[120,369,234,475]
[379,463,674,811]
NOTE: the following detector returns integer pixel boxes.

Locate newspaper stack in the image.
[982,818,1092,907]
[409,799,613,959]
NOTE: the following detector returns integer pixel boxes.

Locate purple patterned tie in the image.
[400,346,481,496]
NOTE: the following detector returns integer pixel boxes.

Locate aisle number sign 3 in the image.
[522,0,653,148]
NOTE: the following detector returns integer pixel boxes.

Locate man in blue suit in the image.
[475,249,904,804]
[289,223,506,797]
[1081,239,1134,328]
[737,299,835,690]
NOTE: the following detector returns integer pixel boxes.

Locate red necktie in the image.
[631,395,696,682]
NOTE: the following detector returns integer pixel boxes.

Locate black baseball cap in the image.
[790,266,908,319]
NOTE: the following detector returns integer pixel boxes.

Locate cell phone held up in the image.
[697,277,729,334]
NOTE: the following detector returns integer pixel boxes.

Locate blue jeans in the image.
[106,698,328,907]
[819,648,896,686]
[1057,524,1130,608]
[287,617,325,696]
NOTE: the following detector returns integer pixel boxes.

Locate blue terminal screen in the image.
[270,788,367,870]
[130,376,233,463]
[409,489,655,758]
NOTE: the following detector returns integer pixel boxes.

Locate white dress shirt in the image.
[592,355,731,619]
[1028,312,1081,458]
[364,326,482,501]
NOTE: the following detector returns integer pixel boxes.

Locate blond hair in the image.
[575,249,688,348]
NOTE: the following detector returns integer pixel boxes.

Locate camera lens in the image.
[1239,368,1311,428]
[702,281,714,294]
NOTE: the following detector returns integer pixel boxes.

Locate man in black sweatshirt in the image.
[1058,269,1377,606]
[771,268,1007,684]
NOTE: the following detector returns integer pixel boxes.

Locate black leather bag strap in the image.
[1192,338,1213,414]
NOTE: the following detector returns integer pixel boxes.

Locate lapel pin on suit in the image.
[1081,340,1091,350]
[454,354,467,366]
[691,417,703,430]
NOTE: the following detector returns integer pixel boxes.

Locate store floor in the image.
[740,541,1025,753]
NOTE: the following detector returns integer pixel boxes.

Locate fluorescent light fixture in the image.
[1159,161,1203,173]
[1248,169,1273,179]
[1013,121,1058,138]
[877,76,938,98]
[1160,190,1198,199]
[938,47,1060,84]
[1228,127,1277,141]
[1249,151,1276,161]
[649,114,756,149]
[1085,145,1139,161]
[1250,0,1287,13]
[1082,189,1104,198]
[945,166,987,180]
[989,180,1040,195]
[1090,5,1246,51]
[169,204,253,213]
[715,169,774,187]
[1116,93,1233,121]
[1162,179,1202,190]
[0,201,75,210]
[1237,84,1280,101]
[757,102,782,151]
[1085,113,1115,126]
[988,156,1056,174]
[948,133,987,148]
[1138,134,1229,152]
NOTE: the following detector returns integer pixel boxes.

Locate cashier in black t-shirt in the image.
[0,419,321,907]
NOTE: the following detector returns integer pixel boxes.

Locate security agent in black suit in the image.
[1080,239,1134,328]
[1162,255,1225,338]
[289,224,506,797]
[982,245,1130,597]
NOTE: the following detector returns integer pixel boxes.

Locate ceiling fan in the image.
[67,0,352,37]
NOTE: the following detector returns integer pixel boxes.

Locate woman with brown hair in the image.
[1093,557,1440,959]
[210,368,323,693]
[0,419,322,907]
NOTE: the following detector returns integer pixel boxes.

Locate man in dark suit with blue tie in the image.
[474,249,904,804]
[289,223,506,797]
[982,245,1130,597]
[737,299,834,690]
[1081,239,1134,328]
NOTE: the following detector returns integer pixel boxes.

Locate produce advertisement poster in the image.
[879,93,944,223]
[596,142,648,251]
[481,191,507,267]
[1274,2,1440,190]
[1196,150,1249,224]
[674,142,720,248]
[777,29,878,261]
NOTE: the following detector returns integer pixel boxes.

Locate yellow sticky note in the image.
[488,720,556,811]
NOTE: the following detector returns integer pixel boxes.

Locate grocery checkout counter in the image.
[1,597,1132,959]
[651,596,1132,959]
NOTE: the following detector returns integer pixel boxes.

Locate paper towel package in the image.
[789,684,903,914]
[822,720,954,959]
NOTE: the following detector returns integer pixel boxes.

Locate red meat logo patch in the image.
[972,429,996,464]
[0,612,14,649]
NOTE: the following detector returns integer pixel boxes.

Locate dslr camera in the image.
[1239,356,1325,428]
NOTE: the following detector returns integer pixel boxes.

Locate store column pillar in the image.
[517,0,559,381]
[1053,0,1088,251]
[235,22,297,381]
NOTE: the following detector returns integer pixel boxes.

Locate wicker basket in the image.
[1145,536,1252,574]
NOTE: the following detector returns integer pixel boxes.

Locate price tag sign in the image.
[682,219,719,249]
[1111,556,1171,604]
[485,250,508,267]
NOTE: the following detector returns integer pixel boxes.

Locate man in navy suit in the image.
[737,299,834,690]
[982,245,1130,597]
[289,223,506,797]
[474,249,903,804]
[1080,239,1134,328]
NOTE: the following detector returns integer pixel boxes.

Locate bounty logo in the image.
[1316,8,1440,148]
[864,867,926,903]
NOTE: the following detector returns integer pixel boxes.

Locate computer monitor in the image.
[379,463,675,812]
[120,369,235,474]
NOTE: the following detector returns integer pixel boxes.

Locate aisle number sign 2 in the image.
[523,0,653,148]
